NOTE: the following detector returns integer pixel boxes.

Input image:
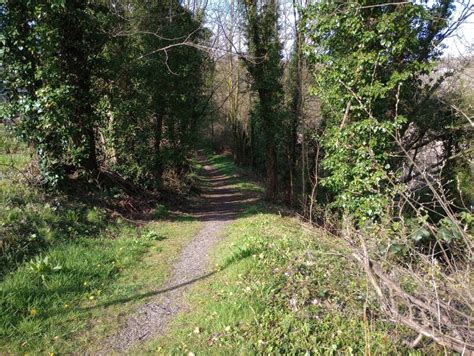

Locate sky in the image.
[443,3,474,57]
[199,0,473,58]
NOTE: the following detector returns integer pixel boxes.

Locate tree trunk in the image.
[83,126,98,172]
[288,0,304,206]
[154,112,165,182]
[60,2,98,173]
[266,137,278,200]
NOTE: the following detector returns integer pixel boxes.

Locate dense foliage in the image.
[303,0,457,221]
[240,0,285,200]
[1,0,211,188]
[2,1,108,183]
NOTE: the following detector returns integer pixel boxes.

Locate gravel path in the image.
[99,155,258,353]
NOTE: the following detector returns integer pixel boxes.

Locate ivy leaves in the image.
[303,1,451,222]
[2,1,211,187]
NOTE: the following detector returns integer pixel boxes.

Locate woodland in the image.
[0,0,473,354]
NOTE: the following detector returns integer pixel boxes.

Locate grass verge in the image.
[139,206,413,354]
[0,215,201,354]
[0,125,202,353]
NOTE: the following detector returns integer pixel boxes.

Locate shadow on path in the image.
[81,270,218,312]
[97,152,260,353]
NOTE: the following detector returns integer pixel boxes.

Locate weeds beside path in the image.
[134,155,419,355]
[1,150,419,354]
[98,152,260,353]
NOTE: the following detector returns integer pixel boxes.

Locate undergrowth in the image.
[0,125,202,353]
[1,125,111,274]
[0,203,201,354]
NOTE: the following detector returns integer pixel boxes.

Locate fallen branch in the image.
[352,243,474,354]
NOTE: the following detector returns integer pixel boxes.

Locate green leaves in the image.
[240,0,284,199]
[2,1,211,187]
[2,1,107,184]
[28,254,62,284]
[303,0,452,223]
[98,1,211,187]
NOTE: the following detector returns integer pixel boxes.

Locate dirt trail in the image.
[99,155,258,353]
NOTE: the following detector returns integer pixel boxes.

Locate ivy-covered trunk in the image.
[265,131,278,201]
[303,0,456,223]
[58,1,99,173]
[241,0,284,201]
[153,111,165,184]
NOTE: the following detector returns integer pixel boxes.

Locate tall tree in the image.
[303,0,457,222]
[285,0,304,205]
[241,0,284,200]
[99,0,211,187]
[2,0,211,188]
[2,1,108,183]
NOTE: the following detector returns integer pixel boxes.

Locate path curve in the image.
[100,154,258,353]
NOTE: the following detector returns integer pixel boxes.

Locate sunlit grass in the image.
[139,206,411,354]
[207,153,263,192]
[0,124,30,171]
[0,217,201,354]
[0,125,203,353]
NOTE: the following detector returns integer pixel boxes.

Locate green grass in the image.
[207,153,264,193]
[0,226,145,353]
[0,140,419,354]
[0,124,29,171]
[0,125,46,272]
[0,125,203,353]
[0,211,201,354]
[138,206,412,354]
[78,218,201,353]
